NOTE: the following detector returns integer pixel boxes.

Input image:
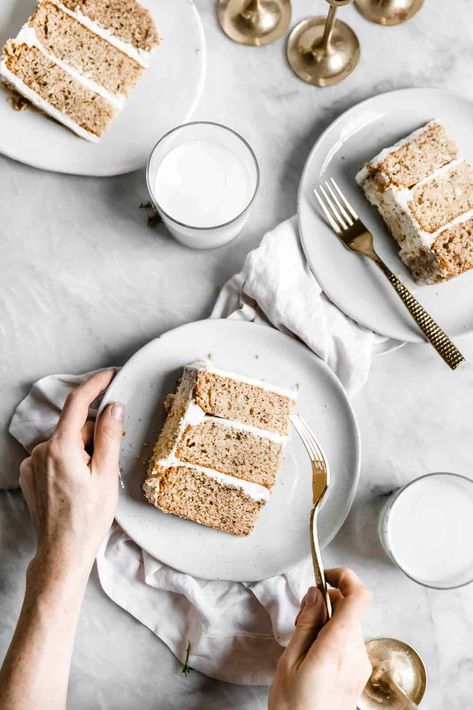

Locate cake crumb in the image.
[8,93,29,111]
[139,201,162,228]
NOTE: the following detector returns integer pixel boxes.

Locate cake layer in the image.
[58,0,159,56]
[143,464,266,537]
[144,363,294,535]
[193,367,296,436]
[177,420,283,488]
[30,1,142,97]
[1,41,115,138]
[409,160,473,233]
[360,121,459,191]
[431,216,473,281]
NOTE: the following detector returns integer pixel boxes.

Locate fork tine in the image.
[330,178,358,220]
[319,184,349,231]
[295,416,331,485]
[324,180,353,226]
[292,415,318,460]
[313,188,341,234]
[297,416,325,464]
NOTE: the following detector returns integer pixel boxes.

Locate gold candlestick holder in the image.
[360,638,427,709]
[355,0,424,25]
[217,0,292,47]
[286,0,360,87]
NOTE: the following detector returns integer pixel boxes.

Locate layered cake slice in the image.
[143,364,297,536]
[356,121,473,284]
[0,0,159,141]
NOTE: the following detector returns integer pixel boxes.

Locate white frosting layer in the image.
[0,61,99,142]
[180,399,288,444]
[156,458,271,503]
[15,24,124,108]
[189,361,298,401]
[154,393,277,502]
[205,414,288,444]
[363,158,472,252]
[355,120,440,185]
[52,0,151,67]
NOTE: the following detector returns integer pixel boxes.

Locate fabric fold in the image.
[8,217,401,684]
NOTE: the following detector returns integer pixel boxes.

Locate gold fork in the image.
[314,178,465,370]
[291,414,332,618]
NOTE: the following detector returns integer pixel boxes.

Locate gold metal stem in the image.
[217,0,292,47]
[287,0,359,87]
[320,6,337,53]
[242,0,261,20]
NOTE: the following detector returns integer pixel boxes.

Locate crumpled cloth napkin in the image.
[9,218,398,685]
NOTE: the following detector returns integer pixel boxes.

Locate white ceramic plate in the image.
[99,319,360,582]
[0,0,206,176]
[298,87,473,343]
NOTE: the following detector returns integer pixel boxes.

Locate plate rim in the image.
[0,0,207,177]
[98,318,362,582]
[297,85,473,343]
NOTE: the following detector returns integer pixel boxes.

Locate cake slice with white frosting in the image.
[356,121,473,284]
[143,364,297,537]
[0,0,159,141]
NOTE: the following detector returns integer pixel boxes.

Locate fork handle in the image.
[371,255,465,370]
[310,507,332,619]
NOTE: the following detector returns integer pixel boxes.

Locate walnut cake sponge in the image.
[0,0,159,141]
[357,121,473,284]
[143,363,297,536]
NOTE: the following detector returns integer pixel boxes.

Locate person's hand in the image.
[269,568,372,710]
[19,369,125,576]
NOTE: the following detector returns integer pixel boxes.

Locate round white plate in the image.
[99,319,360,582]
[0,0,206,176]
[298,87,473,343]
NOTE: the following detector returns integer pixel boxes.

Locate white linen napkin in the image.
[212,216,391,397]
[9,217,398,685]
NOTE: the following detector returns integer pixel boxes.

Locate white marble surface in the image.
[2,0,473,707]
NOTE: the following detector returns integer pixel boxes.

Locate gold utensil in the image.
[368,657,418,708]
[355,0,424,26]
[286,0,359,87]
[291,414,332,617]
[217,0,292,46]
[360,638,427,709]
[314,178,466,370]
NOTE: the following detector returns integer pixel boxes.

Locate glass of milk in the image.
[380,472,473,589]
[146,122,259,248]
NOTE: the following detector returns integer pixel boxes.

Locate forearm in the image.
[0,553,89,710]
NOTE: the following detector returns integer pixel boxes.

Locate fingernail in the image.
[111,402,125,422]
[305,586,319,607]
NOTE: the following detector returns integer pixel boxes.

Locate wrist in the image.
[28,546,92,594]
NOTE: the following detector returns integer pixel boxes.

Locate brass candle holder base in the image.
[217,0,291,47]
[287,15,360,87]
[355,0,424,25]
[360,638,427,709]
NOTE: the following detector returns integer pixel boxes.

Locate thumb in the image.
[283,587,327,664]
[92,402,125,475]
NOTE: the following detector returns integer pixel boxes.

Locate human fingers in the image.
[55,369,116,442]
[81,420,95,447]
[92,402,125,477]
[325,568,369,596]
[284,587,327,664]
[328,588,343,609]
[321,569,372,635]
[19,456,33,493]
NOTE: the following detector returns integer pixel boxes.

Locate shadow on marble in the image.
[329,485,396,571]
